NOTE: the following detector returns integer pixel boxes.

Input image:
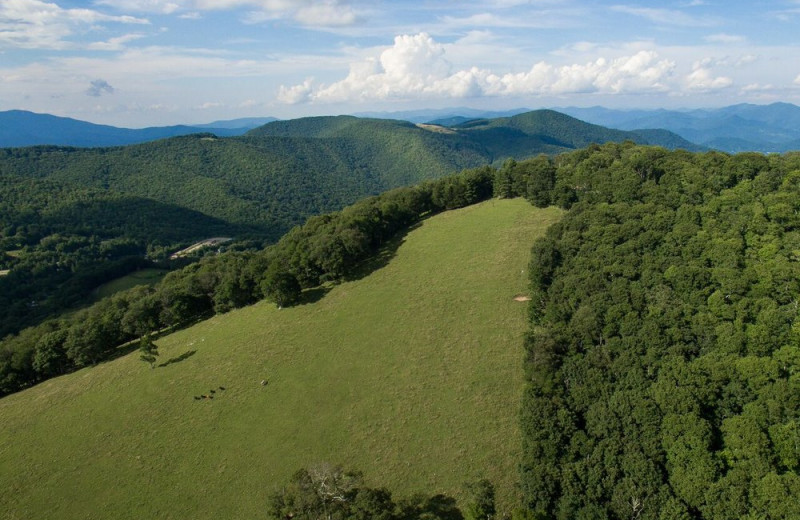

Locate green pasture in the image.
[91,268,168,301]
[0,199,562,519]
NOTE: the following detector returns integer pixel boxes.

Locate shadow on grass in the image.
[104,312,214,364]
[298,286,331,306]
[342,222,421,283]
[158,349,197,368]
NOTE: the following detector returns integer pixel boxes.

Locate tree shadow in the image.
[397,493,464,520]
[158,349,197,367]
[297,286,331,306]
[342,222,422,283]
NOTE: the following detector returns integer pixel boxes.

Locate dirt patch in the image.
[416,123,456,134]
[170,237,232,260]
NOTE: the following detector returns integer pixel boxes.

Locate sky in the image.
[2,0,800,127]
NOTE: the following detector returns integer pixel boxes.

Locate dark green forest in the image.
[515,144,800,519]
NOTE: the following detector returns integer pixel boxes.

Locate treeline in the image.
[0,176,254,337]
[268,464,498,520]
[0,166,493,396]
[519,143,800,518]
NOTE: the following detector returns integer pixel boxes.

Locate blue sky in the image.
[2,0,800,126]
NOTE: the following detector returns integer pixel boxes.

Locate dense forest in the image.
[512,144,800,519]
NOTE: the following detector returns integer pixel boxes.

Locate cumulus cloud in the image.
[86,79,115,97]
[0,0,149,49]
[279,32,676,104]
[686,61,732,91]
[278,78,315,104]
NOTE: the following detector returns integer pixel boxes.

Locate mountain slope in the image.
[0,199,563,519]
[452,109,705,157]
[0,110,254,148]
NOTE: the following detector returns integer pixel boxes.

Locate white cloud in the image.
[87,33,147,51]
[705,33,745,44]
[280,33,677,104]
[0,0,149,49]
[610,5,714,27]
[742,83,774,92]
[98,0,359,27]
[686,61,733,91]
[295,2,358,26]
[278,78,315,104]
[795,74,800,85]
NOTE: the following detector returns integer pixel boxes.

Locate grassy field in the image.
[0,199,562,519]
[91,268,169,301]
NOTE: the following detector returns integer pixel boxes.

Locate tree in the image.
[268,463,363,520]
[462,479,495,520]
[138,334,159,369]
[261,263,302,308]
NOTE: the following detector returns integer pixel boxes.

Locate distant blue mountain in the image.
[0,110,277,148]
[353,107,532,124]
[557,103,800,153]
[195,117,278,130]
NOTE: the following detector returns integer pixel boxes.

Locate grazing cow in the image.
[260,380,268,386]
[209,389,216,394]
[194,396,201,400]
[219,386,226,390]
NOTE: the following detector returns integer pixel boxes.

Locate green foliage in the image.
[261,265,301,308]
[519,142,800,519]
[138,334,159,368]
[462,479,496,520]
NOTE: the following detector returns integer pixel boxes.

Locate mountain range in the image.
[0,110,277,148]
[556,102,800,153]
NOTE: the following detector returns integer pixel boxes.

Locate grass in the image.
[0,199,562,520]
[91,268,168,301]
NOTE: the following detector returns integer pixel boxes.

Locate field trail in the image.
[0,199,563,520]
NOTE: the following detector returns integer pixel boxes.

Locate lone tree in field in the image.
[139,334,159,368]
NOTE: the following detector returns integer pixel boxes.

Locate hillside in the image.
[451,109,704,156]
[0,199,563,519]
[0,110,696,335]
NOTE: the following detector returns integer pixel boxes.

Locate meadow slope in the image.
[0,199,562,519]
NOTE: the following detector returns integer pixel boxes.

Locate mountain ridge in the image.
[0,110,276,148]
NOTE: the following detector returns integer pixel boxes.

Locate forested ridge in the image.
[515,144,800,519]
[0,110,693,337]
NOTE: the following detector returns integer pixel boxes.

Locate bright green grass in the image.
[91,268,168,301]
[0,199,562,520]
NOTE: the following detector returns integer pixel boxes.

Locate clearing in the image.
[0,199,562,519]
